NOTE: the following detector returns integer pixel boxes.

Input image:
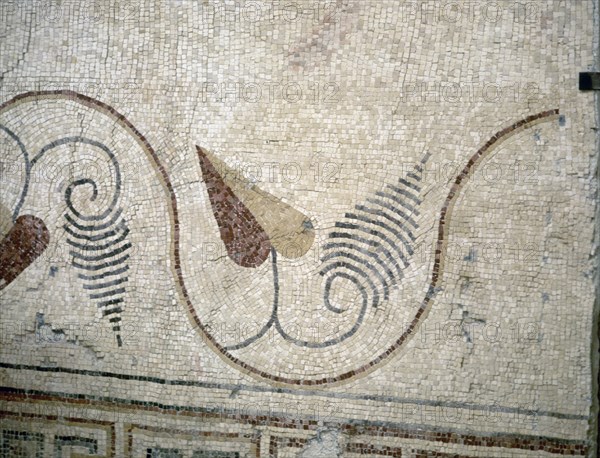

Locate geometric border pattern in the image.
[0,388,589,456]
[126,424,259,457]
[0,410,115,457]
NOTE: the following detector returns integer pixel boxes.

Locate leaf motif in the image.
[197,146,272,268]
[320,153,430,308]
[64,207,131,347]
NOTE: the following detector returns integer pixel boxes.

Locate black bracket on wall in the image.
[579,72,600,90]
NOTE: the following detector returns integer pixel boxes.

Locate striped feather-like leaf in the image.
[64,206,131,346]
[320,153,430,309]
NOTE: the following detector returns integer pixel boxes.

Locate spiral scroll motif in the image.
[0,91,560,385]
[0,94,134,346]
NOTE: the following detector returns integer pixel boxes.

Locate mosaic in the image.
[0,0,598,456]
[0,92,562,386]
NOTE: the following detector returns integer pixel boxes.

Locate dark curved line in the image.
[64,222,125,242]
[69,242,131,262]
[354,205,417,242]
[385,183,421,205]
[275,272,368,349]
[320,250,389,300]
[31,136,121,221]
[78,265,129,281]
[375,191,419,216]
[72,253,129,271]
[323,275,349,313]
[229,248,373,350]
[365,198,418,228]
[328,231,403,277]
[398,177,420,192]
[334,222,409,268]
[82,277,128,290]
[223,248,278,351]
[66,226,130,251]
[222,318,274,351]
[0,124,30,222]
[64,208,123,232]
[89,287,126,300]
[66,178,98,203]
[320,261,379,308]
[322,242,395,283]
[344,213,414,256]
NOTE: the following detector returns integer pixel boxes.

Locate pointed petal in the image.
[197,146,271,268]
[197,146,314,259]
[0,215,50,290]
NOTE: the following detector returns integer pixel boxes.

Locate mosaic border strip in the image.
[125,424,261,457]
[0,388,588,455]
[0,91,561,386]
[0,361,587,422]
